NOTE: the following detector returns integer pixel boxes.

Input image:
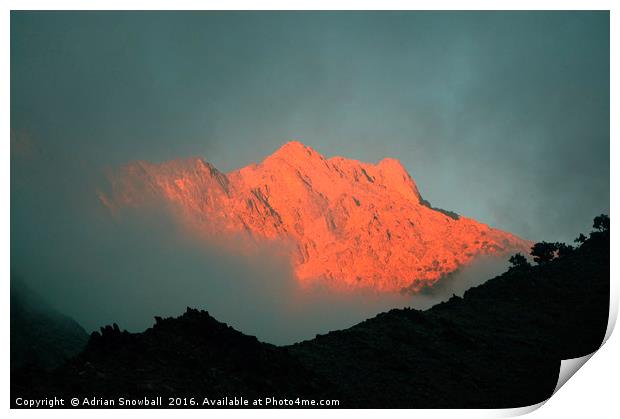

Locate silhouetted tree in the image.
[530,241,559,265]
[556,242,575,258]
[574,233,587,244]
[509,253,530,269]
[593,214,610,232]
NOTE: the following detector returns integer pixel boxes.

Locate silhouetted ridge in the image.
[11,222,609,408]
[10,277,88,371]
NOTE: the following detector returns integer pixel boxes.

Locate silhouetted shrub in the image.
[574,233,587,244]
[530,242,559,265]
[556,243,575,258]
[593,214,610,232]
[508,253,530,269]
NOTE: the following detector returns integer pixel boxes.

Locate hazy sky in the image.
[10,12,610,341]
[12,11,609,241]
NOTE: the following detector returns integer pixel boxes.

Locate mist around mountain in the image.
[101,141,531,293]
[10,219,609,408]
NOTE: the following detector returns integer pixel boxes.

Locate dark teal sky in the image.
[10,11,610,340]
[11,11,609,242]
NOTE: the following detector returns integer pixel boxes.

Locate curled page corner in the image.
[498,400,546,417]
[501,300,616,417]
[551,302,615,397]
[553,352,596,395]
[496,351,599,418]
[551,274,618,395]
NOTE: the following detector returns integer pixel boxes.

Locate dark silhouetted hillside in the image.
[11,226,609,408]
[10,277,89,371]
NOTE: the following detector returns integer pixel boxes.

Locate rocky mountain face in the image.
[11,228,609,408]
[101,141,531,293]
